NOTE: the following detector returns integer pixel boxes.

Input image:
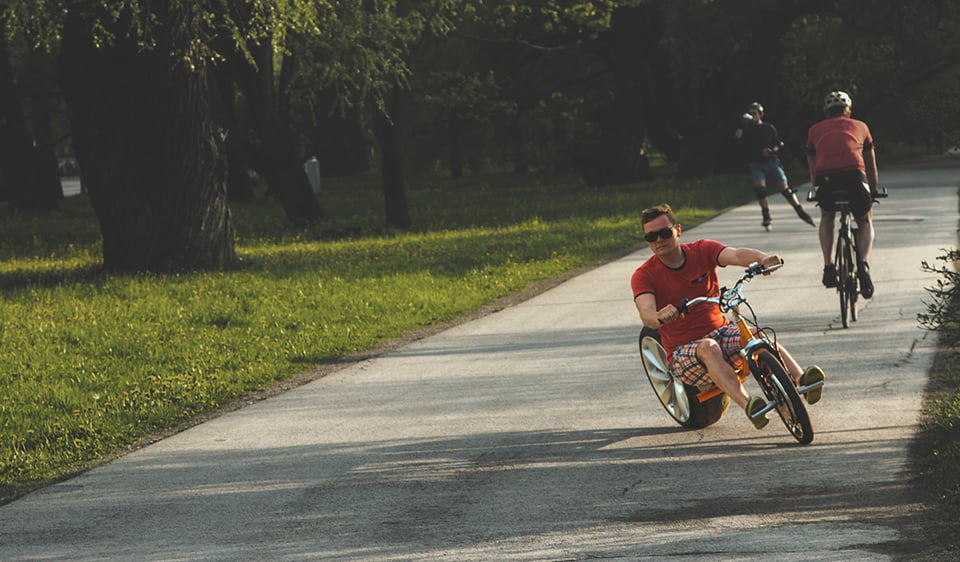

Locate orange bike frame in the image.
[694,310,755,403]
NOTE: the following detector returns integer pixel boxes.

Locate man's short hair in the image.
[826,106,846,118]
[641,203,677,225]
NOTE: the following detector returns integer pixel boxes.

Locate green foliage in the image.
[916,346,960,532]
[466,0,638,35]
[780,2,960,132]
[914,247,960,538]
[0,172,747,497]
[8,0,957,190]
[919,249,960,332]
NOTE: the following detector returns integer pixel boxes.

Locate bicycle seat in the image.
[807,189,852,207]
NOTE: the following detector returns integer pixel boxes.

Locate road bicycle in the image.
[638,262,818,444]
[807,187,888,327]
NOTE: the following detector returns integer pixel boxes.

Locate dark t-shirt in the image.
[740,122,782,163]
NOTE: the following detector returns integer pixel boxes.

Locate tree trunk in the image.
[58,6,236,273]
[24,48,66,203]
[310,88,369,176]
[209,65,256,203]
[229,42,323,223]
[0,29,59,212]
[224,132,257,203]
[373,90,410,230]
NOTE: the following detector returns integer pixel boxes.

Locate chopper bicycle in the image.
[638,262,821,444]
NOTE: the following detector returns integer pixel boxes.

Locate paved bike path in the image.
[0,165,956,560]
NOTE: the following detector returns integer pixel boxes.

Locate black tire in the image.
[844,234,858,322]
[752,349,814,444]
[836,235,850,328]
[639,328,729,429]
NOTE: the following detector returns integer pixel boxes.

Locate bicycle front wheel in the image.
[753,350,814,444]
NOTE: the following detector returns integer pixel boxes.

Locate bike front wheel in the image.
[753,349,814,444]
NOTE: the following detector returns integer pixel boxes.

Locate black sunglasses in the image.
[644,226,677,243]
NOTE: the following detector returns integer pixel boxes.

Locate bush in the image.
[920,248,960,333]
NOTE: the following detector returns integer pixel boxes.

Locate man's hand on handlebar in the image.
[656,303,681,325]
[658,259,783,325]
[758,255,784,275]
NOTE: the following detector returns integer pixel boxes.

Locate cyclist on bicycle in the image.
[805,91,880,298]
[734,102,815,230]
[631,203,825,429]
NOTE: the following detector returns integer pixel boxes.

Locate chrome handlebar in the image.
[678,262,781,314]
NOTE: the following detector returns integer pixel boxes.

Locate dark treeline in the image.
[0,0,956,271]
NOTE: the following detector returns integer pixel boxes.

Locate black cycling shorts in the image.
[813,170,872,217]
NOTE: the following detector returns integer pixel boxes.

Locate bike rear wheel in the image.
[836,233,853,328]
[847,230,859,322]
[639,328,729,429]
[753,349,813,444]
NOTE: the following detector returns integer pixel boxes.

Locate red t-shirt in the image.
[631,239,727,361]
[805,116,874,176]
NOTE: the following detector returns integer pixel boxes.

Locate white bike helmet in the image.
[748,101,764,116]
[824,91,852,110]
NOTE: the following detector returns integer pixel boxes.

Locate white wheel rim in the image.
[641,337,691,423]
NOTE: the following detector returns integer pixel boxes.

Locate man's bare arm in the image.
[863,145,879,192]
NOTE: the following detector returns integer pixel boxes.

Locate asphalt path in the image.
[2,164,958,561]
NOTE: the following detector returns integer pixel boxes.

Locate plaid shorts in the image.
[669,323,742,387]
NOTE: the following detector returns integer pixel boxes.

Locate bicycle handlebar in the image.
[806,186,888,202]
[677,262,782,315]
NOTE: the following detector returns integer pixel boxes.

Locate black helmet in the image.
[748,102,764,116]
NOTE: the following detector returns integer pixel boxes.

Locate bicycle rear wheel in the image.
[846,236,858,322]
[753,349,813,444]
[835,234,850,328]
[638,329,729,429]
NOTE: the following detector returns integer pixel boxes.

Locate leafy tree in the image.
[265,1,468,229]
[779,1,960,149]
[2,0,326,270]
[56,3,237,272]
[218,30,324,223]
[0,20,61,212]
[408,2,629,181]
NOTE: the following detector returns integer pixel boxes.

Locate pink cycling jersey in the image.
[805,116,873,176]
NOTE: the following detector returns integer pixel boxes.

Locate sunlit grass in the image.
[0,171,749,498]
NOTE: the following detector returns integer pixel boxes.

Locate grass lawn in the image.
[0,170,749,501]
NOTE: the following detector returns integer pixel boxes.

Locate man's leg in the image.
[696,338,769,429]
[855,211,876,298]
[696,338,750,409]
[776,341,825,405]
[748,164,772,230]
[855,211,875,265]
[755,183,772,229]
[776,183,815,226]
[819,209,839,287]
